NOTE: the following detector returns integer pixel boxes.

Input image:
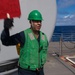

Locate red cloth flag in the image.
[0,0,21,19]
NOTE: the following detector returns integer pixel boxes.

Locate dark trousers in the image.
[18,67,44,75]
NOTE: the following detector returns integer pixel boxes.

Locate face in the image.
[30,20,42,31]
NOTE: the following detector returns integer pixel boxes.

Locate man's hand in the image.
[4,18,14,29]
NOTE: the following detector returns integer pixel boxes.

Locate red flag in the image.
[0,0,21,19]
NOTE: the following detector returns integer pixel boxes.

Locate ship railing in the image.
[49,33,75,56]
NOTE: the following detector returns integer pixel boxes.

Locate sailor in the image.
[1,10,48,75]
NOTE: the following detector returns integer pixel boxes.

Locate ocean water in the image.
[51,26,75,42]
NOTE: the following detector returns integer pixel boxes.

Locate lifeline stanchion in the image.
[59,37,63,56]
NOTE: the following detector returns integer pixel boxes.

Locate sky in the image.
[56,0,75,26]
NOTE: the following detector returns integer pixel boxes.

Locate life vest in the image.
[19,28,48,71]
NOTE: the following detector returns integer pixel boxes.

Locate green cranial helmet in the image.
[28,10,43,21]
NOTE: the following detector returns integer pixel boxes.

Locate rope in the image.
[69,41,75,44]
[60,37,75,49]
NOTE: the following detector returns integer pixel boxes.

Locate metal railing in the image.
[49,33,75,56]
[51,33,75,42]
